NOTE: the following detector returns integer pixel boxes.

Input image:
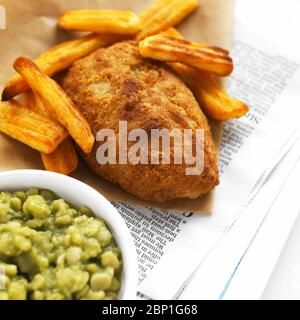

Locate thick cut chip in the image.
[0,100,68,153]
[13,57,95,154]
[22,90,55,121]
[139,35,233,76]
[41,138,78,175]
[58,10,141,35]
[171,63,249,120]
[161,29,248,120]
[137,0,199,40]
[160,27,183,39]
[2,33,119,101]
[23,92,78,175]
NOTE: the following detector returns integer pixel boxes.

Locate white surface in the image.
[221,146,300,299]
[179,135,300,300]
[0,170,138,300]
[235,0,300,300]
[236,0,300,62]
[177,0,300,300]
[262,212,300,300]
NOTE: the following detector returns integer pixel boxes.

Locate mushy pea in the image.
[0,188,122,300]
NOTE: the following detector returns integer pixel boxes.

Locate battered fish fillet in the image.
[62,41,219,202]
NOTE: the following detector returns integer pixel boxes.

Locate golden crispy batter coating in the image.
[62,41,219,202]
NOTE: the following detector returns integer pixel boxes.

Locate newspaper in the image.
[177,0,300,300]
[224,147,300,300]
[179,137,300,299]
[261,168,300,300]
[114,19,300,298]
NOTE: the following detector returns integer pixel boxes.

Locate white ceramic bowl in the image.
[0,169,137,300]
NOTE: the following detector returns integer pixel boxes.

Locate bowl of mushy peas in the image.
[0,170,137,300]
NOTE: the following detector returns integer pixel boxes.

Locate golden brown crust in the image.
[139,35,233,76]
[62,41,219,202]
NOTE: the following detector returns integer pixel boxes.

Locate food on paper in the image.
[41,138,79,175]
[62,41,219,202]
[0,100,68,154]
[22,92,79,175]
[2,34,119,101]
[139,34,233,76]
[0,1,250,203]
[58,10,141,35]
[171,63,249,120]
[137,0,199,40]
[160,29,249,120]
[160,27,183,39]
[13,57,95,154]
[22,90,55,121]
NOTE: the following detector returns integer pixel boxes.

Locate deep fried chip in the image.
[0,100,68,153]
[41,138,78,175]
[137,0,199,40]
[13,57,95,153]
[58,10,140,34]
[23,91,78,175]
[160,27,183,39]
[171,63,249,120]
[159,29,247,120]
[139,35,233,76]
[2,33,119,101]
[22,90,56,121]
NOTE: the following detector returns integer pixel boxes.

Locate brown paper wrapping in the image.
[0,0,235,212]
